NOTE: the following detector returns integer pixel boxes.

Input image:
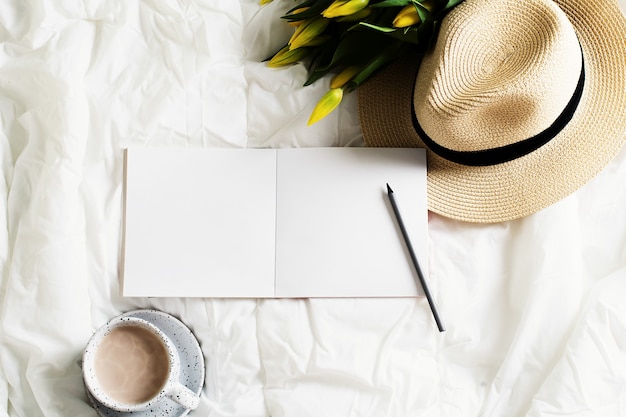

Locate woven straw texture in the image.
[358,0,626,223]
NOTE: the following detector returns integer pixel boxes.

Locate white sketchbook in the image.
[121,147,428,298]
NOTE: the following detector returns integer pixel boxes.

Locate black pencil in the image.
[386,183,445,332]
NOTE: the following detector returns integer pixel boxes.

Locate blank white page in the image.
[122,148,277,297]
[274,147,427,298]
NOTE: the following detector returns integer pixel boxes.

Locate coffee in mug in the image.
[83,316,199,412]
[94,325,170,404]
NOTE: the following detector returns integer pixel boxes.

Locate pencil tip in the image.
[386,183,393,194]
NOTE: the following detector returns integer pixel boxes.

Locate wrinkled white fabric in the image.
[1,0,626,417]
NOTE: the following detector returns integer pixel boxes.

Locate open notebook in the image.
[121,147,428,298]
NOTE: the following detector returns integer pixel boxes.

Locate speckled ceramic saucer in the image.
[86,309,205,417]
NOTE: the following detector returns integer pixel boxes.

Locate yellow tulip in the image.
[259,0,273,4]
[289,6,310,15]
[393,0,439,27]
[322,0,369,19]
[267,45,309,68]
[330,66,360,89]
[393,5,421,28]
[288,17,330,50]
[308,88,344,125]
[302,35,331,47]
[335,7,372,22]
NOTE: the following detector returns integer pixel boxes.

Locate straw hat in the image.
[358,0,626,223]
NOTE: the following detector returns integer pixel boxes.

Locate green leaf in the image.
[411,1,432,23]
[346,41,406,89]
[357,22,397,33]
[444,0,465,8]
[363,6,402,28]
[303,40,341,85]
[304,30,393,86]
[304,60,336,86]
[370,0,411,7]
[328,30,391,69]
[376,19,434,47]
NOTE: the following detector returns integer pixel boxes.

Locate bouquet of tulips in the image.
[262,0,464,125]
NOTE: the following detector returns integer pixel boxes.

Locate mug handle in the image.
[167,382,200,410]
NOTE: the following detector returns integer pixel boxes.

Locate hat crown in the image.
[414,0,583,153]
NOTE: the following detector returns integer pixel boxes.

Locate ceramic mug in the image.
[82,316,200,412]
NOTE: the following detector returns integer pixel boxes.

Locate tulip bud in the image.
[330,66,360,89]
[267,45,309,68]
[393,5,421,28]
[322,0,369,19]
[335,7,372,22]
[288,6,310,15]
[288,17,330,50]
[308,88,344,125]
[302,35,331,47]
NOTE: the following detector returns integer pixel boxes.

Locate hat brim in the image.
[358,0,626,223]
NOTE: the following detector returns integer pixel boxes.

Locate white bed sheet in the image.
[1,0,626,416]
